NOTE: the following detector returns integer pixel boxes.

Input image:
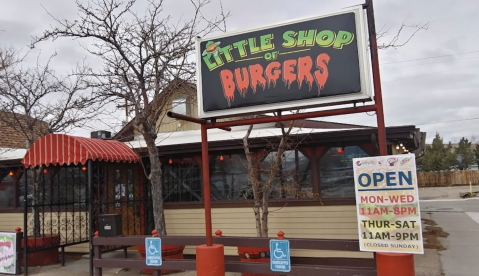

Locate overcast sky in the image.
[1,0,478,143]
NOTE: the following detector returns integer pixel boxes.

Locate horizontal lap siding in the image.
[0,213,23,232]
[0,206,372,258]
[165,205,372,259]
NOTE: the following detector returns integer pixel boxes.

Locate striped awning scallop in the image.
[22,133,139,167]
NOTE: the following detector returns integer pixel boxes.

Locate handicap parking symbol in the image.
[270,239,291,272]
[145,237,162,266]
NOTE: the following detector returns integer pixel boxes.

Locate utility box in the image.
[98,214,122,237]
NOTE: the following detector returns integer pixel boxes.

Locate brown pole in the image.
[200,124,213,246]
[205,105,376,129]
[366,0,388,156]
[167,111,232,132]
[365,0,415,275]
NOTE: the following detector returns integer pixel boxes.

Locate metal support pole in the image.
[201,125,213,246]
[365,0,415,275]
[23,168,28,276]
[61,246,65,266]
[365,0,388,156]
[204,105,376,129]
[88,159,94,276]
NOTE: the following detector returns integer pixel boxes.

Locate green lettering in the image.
[316,30,336,47]
[333,31,354,49]
[213,54,224,67]
[297,30,317,47]
[248,38,261,54]
[282,30,297,48]
[233,40,248,58]
[218,45,234,62]
[203,56,219,71]
[260,34,274,51]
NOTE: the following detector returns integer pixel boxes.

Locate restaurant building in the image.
[0,83,426,261]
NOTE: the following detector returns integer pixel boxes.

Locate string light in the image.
[400,143,403,147]
[169,159,173,164]
[82,166,87,171]
[43,169,48,174]
[220,155,224,161]
[9,171,14,176]
[396,145,399,150]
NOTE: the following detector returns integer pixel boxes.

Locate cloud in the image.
[0,0,478,143]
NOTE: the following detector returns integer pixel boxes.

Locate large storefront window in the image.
[319,146,369,198]
[209,153,250,200]
[162,158,201,202]
[261,149,313,199]
[0,171,16,207]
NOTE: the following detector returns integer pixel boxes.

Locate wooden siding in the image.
[418,170,479,187]
[0,206,372,258]
[166,205,372,258]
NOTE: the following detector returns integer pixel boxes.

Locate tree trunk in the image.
[144,132,167,236]
[261,187,269,238]
[243,125,262,237]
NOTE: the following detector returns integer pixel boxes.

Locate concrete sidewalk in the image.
[422,210,479,276]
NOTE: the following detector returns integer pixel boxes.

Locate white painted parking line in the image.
[466,212,479,226]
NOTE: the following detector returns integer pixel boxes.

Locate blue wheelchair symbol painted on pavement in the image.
[270,239,291,272]
[145,237,162,266]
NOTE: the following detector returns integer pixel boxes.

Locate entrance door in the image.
[107,163,142,235]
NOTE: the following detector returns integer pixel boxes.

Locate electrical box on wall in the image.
[98,214,122,237]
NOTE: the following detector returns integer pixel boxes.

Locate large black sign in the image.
[197,7,370,118]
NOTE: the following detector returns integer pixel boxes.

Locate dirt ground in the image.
[422,218,450,251]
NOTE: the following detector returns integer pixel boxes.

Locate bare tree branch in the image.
[31,0,229,235]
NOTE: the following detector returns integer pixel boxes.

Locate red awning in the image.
[22,133,139,168]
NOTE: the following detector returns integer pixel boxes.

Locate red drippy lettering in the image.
[297,56,314,90]
[220,69,235,106]
[248,64,266,93]
[265,61,281,88]
[283,59,297,89]
[234,68,249,98]
[314,53,330,95]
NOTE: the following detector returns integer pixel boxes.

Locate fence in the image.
[417,170,479,187]
[92,232,377,276]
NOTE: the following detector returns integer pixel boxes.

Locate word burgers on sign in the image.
[196,6,371,119]
[145,237,162,266]
[270,239,291,272]
[0,232,16,275]
[353,155,424,254]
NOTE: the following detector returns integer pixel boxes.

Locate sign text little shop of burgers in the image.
[353,155,424,254]
[196,6,371,118]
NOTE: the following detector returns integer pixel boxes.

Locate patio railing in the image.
[92,231,377,276]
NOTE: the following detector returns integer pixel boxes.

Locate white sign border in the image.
[196,5,372,119]
[0,232,17,275]
[353,154,424,255]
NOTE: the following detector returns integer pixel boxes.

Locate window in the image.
[162,158,201,202]
[209,153,250,200]
[0,171,16,207]
[319,146,369,198]
[172,97,188,115]
[260,149,313,199]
